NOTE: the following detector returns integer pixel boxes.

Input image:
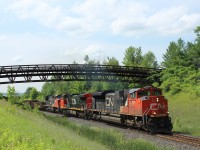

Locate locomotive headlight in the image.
[156,98,159,102]
[153,112,156,115]
[167,111,169,114]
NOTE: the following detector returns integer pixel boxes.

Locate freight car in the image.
[40,86,172,133]
[23,100,45,110]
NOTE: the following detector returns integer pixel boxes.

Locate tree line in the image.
[1,27,199,103]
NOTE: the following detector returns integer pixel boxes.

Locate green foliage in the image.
[103,57,119,65]
[23,87,34,99]
[7,85,19,104]
[0,92,3,99]
[41,82,57,96]
[190,27,200,68]
[122,46,159,87]
[21,87,40,101]
[141,51,158,68]
[161,66,199,95]
[84,55,100,65]
[123,46,143,66]
[30,87,39,100]
[162,38,187,68]
[68,81,87,94]
[122,46,158,68]
[161,27,200,96]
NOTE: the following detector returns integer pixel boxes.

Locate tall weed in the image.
[167,93,200,136]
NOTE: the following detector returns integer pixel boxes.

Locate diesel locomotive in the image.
[41,86,172,133]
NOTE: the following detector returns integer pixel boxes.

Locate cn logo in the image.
[150,103,159,110]
[106,97,114,107]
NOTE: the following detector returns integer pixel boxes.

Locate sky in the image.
[0,0,200,93]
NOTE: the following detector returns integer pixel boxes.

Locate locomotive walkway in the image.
[0,64,161,84]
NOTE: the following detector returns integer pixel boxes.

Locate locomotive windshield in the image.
[153,89,162,96]
[138,90,150,97]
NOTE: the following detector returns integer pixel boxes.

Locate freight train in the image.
[26,86,173,133]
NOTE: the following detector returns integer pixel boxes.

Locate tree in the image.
[122,46,143,66]
[102,56,128,90]
[41,82,56,96]
[7,85,18,104]
[162,38,187,67]
[0,92,3,99]
[84,55,100,65]
[186,27,200,69]
[23,87,34,99]
[160,27,200,96]
[30,87,39,100]
[103,57,119,65]
[141,51,157,68]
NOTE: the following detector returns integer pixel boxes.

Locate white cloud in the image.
[111,5,200,36]
[83,44,103,55]
[7,0,200,37]
[8,0,101,36]
[62,44,105,63]
[13,55,24,64]
[8,0,62,22]
[0,35,6,40]
[146,6,200,35]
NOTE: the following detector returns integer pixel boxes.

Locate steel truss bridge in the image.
[0,64,161,84]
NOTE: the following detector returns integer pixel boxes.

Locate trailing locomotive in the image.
[36,86,173,133]
[45,94,70,113]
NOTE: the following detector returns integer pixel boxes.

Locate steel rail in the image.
[157,133,200,147]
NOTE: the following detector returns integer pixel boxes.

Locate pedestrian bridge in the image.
[0,64,161,84]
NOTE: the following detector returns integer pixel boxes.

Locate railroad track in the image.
[157,133,200,148]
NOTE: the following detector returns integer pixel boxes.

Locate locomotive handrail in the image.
[0,64,161,84]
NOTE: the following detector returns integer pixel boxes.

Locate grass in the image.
[0,100,108,150]
[166,93,200,136]
[44,115,169,150]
